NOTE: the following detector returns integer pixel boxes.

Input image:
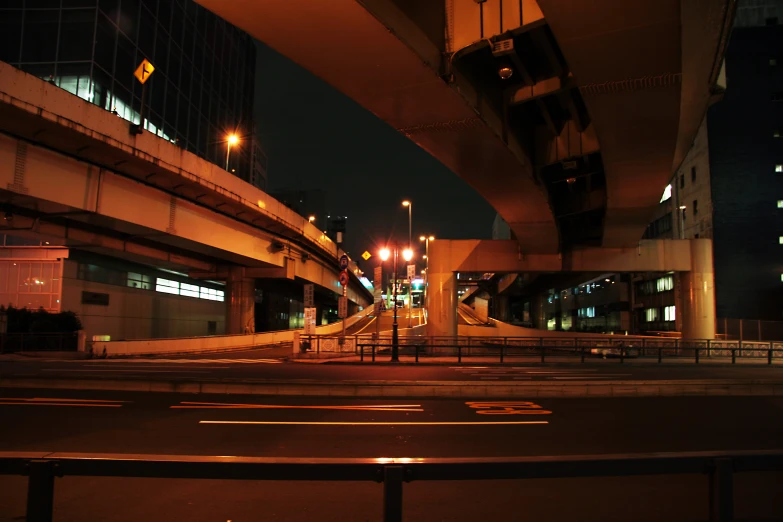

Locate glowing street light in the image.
[379,248,390,261]
[308,215,316,223]
[225,133,239,171]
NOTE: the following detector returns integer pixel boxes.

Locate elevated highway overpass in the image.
[197,0,733,253]
[0,63,372,334]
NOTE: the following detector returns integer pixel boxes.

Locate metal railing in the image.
[0,332,79,354]
[349,335,783,364]
[1,450,781,522]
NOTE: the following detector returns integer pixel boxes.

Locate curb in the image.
[1,377,782,398]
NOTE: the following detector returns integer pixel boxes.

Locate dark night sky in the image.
[252,41,497,262]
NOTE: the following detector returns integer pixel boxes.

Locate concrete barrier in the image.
[93,307,374,357]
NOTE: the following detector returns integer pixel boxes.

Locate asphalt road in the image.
[0,390,781,521]
[345,308,426,335]
[2,347,783,383]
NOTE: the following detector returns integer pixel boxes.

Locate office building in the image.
[0,0,267,189]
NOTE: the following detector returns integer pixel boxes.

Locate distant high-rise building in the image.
[270,189,327,225]
[326,216,347,246]
[0,0,267,190]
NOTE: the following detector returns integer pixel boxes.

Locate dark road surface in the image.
[0,389,781,521]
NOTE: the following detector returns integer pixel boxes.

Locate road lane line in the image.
[0,397,131,403]
[0,402,123,407]
[551,376,630,380]
[199,420,549,426]
[174,402,423,412]
[41,369,210,373]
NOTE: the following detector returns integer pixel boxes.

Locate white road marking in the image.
[200,420,549,426]
[78,358,282,364]
[42,369,210,373]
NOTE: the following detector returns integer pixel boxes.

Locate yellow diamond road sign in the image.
[361,251,372,261]
[134,59,155,85]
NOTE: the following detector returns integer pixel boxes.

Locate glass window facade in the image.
[0,0,266,190]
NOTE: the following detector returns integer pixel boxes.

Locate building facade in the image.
[0,0,266,190]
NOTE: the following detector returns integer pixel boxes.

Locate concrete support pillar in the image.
[494,295,509,322]
[226,266,255,334]
[532,294,547,330]
[426,270,457,337]
[680,239,716,339]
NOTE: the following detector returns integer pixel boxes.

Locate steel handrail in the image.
[1,450,782,522]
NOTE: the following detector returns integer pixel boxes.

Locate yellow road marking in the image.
[465,401,552,415]
[200,420,548,426]
[173,402,423,412]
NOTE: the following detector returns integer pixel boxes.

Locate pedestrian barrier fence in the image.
[299,334,783,364]
[1,450,780,522]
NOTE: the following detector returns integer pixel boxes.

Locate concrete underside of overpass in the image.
[197,0,733,253]
[426,238,716,340]
[0,63,372,334]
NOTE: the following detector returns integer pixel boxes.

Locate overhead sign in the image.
[361,251,371,261]
[339,270,349,286]
[133,58,155,84]
[407,264,416,282]
[338,296,348,319]
[339,254,349,270]
[303,284,314,308]
[304,307,317,334]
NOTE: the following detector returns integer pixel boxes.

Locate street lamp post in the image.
[383,244,412,362]
[679,205,686,239]
[225,133,239,171]
[401,200,412,327]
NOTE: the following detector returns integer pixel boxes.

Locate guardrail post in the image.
[620,346,625,364]
[360,344,364,362]
[580,345,585,364]
[768,342,773,365]
[709,458,733,522]
[383,465,404,522]
[372,343,376,362]
[695,344,699,364]
[500,342,504,364]
[415,344,419,363]
[731,348,736,364]
[26,460,56,522]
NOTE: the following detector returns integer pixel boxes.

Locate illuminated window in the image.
[155,278,180,295]
[660,184,672,203]
[777,165,783,173]
[656,275,674,292]
[664,305,676,321]
[180,283,200,298]
[645,308,659,322]
[199,287,225,302]
[127,272,151,290]
[779,237,783,244]
[778,200,783,208]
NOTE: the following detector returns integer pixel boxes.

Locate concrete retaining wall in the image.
[92,307,374,356]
